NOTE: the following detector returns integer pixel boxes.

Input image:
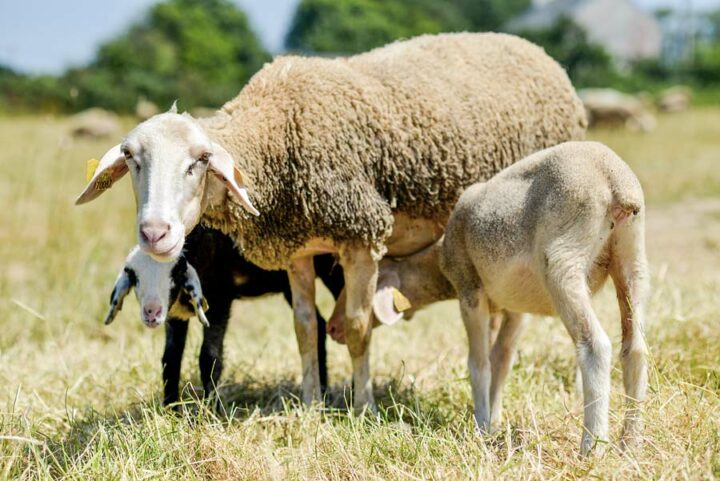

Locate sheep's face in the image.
[104,247,209,329]
[75,110,258,262]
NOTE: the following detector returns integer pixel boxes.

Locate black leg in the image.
[199,302,230,408]
[316,311,329,394]
[162,318,189,407]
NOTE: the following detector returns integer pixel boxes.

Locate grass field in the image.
[1,108,719,479]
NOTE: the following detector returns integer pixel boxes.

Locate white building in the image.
[507,0,663,63]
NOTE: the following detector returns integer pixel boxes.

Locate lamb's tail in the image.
[610,184,645,226]
[604,152,644,226]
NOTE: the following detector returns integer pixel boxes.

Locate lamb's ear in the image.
[104,267,135,325]
[207,142,259,216]
[75,144,127,205]
[183,263,210,327]
[372,271,411,326]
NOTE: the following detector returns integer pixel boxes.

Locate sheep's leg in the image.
[489,312,526,426]
[162,318,189,408]
[441,247,492,433]
[282,288,329,395]
[315,310,329,394]
[610,220,649,450]
[458,287,493,433]
[339,246,378,414]
[489,312,504,346]
[548,268,611,456]
[288,256,322,404]
[199,298,230,413]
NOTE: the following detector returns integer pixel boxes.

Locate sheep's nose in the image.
[144,303,162,321]
[140,220,171,245]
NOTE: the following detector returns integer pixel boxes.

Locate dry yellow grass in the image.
[1,108,719,479]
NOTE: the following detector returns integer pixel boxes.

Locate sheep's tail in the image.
[601,150,644,226]
[610,181,643,227]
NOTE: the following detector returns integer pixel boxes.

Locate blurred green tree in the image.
[64,0,269,112]
[0,65,66,112]
[449,0,531,32]
[286,0,533,54]
[688,41,720,85]
[286,0,471,53]
[517,17,618,87]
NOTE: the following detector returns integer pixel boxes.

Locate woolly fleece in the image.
[198,32,587,269]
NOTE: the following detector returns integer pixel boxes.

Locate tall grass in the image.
[1,109,719,479]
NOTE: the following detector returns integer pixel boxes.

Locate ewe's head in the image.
[105,246,209,329]
[75,105,258,261]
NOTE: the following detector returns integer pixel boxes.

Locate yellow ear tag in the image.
[95,172,113,191]
[189,296,210,312]
[86,158,113,190]
[392,288,412,312]
[86,158,99,182]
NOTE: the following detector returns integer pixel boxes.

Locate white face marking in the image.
[123,114,213,261]
[78,111,258,261]
[114,246,209,328]
[124,246,177,328]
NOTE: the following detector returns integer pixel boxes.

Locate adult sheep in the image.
[75,32,587,412]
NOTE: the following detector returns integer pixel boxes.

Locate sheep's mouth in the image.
[147,237,184,261]
[143,319,164,329]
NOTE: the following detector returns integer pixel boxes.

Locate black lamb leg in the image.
[316,310,328,394]
[199,299,230,410]
[162,318,189,408]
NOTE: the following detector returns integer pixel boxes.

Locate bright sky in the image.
[0,0,717,74]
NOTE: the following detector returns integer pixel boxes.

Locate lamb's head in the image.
[104,246,210,329]
[75,105,258,261]
[327,239,455,343]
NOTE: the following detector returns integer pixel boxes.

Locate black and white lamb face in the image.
[75,105,258,262]
[105,246,209,328]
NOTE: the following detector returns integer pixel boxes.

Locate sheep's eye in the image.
[187,153,210,176]
[123,150,140,172]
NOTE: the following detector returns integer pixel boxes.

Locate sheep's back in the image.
[346,32,587,220]
[206,33,587,269]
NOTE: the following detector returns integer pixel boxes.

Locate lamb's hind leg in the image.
[489,312,527,426]
[459,286,493,433]
[610,215,649,449]
[442,244,492,432]
[339,245,379,413]
[288,256,321,405]
[548,266,612,456]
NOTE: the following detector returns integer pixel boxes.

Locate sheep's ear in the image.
[104,267,135,325]
[372,272,410,326]
[183,263,210,327]
[207,142,259,216]
[75,144,127,205]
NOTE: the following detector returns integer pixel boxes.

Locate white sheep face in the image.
[75,110,258,262]
[105,246,209,329]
